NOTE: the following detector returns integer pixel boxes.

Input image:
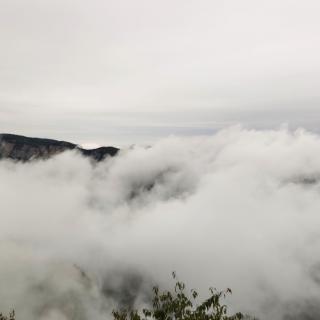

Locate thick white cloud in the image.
[2,128,320,319]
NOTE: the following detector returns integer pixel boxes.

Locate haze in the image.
[1,0,320,145]
[1,1,320,320]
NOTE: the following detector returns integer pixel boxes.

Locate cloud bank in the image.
[2,127,320,319]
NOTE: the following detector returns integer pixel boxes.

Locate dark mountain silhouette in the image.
[0,133,119,162]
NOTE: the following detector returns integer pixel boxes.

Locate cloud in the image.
[1,0,320,142]
[2,127,320,319]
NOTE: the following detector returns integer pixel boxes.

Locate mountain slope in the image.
[0,133,119,162]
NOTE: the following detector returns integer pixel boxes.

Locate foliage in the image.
[0,274,256,320]
[0,311,15,320]
[112,273,254,320]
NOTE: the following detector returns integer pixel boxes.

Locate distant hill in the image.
[0,133,119,162]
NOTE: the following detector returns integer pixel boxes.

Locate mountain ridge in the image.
[0,133,119,162]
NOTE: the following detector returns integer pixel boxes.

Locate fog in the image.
[2,127,320,319]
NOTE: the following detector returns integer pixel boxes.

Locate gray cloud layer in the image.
[2,128,320,319]
[1,0,320,144]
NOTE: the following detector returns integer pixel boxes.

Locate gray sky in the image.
[1,0,320,146]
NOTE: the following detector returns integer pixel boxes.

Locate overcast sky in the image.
[1,0,320,146]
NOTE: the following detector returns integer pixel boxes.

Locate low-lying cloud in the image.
[1,127,320,319]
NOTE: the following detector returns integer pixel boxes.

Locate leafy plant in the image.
[1,274,256,320]
[112,273,254,320]
[0,311,15,320]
